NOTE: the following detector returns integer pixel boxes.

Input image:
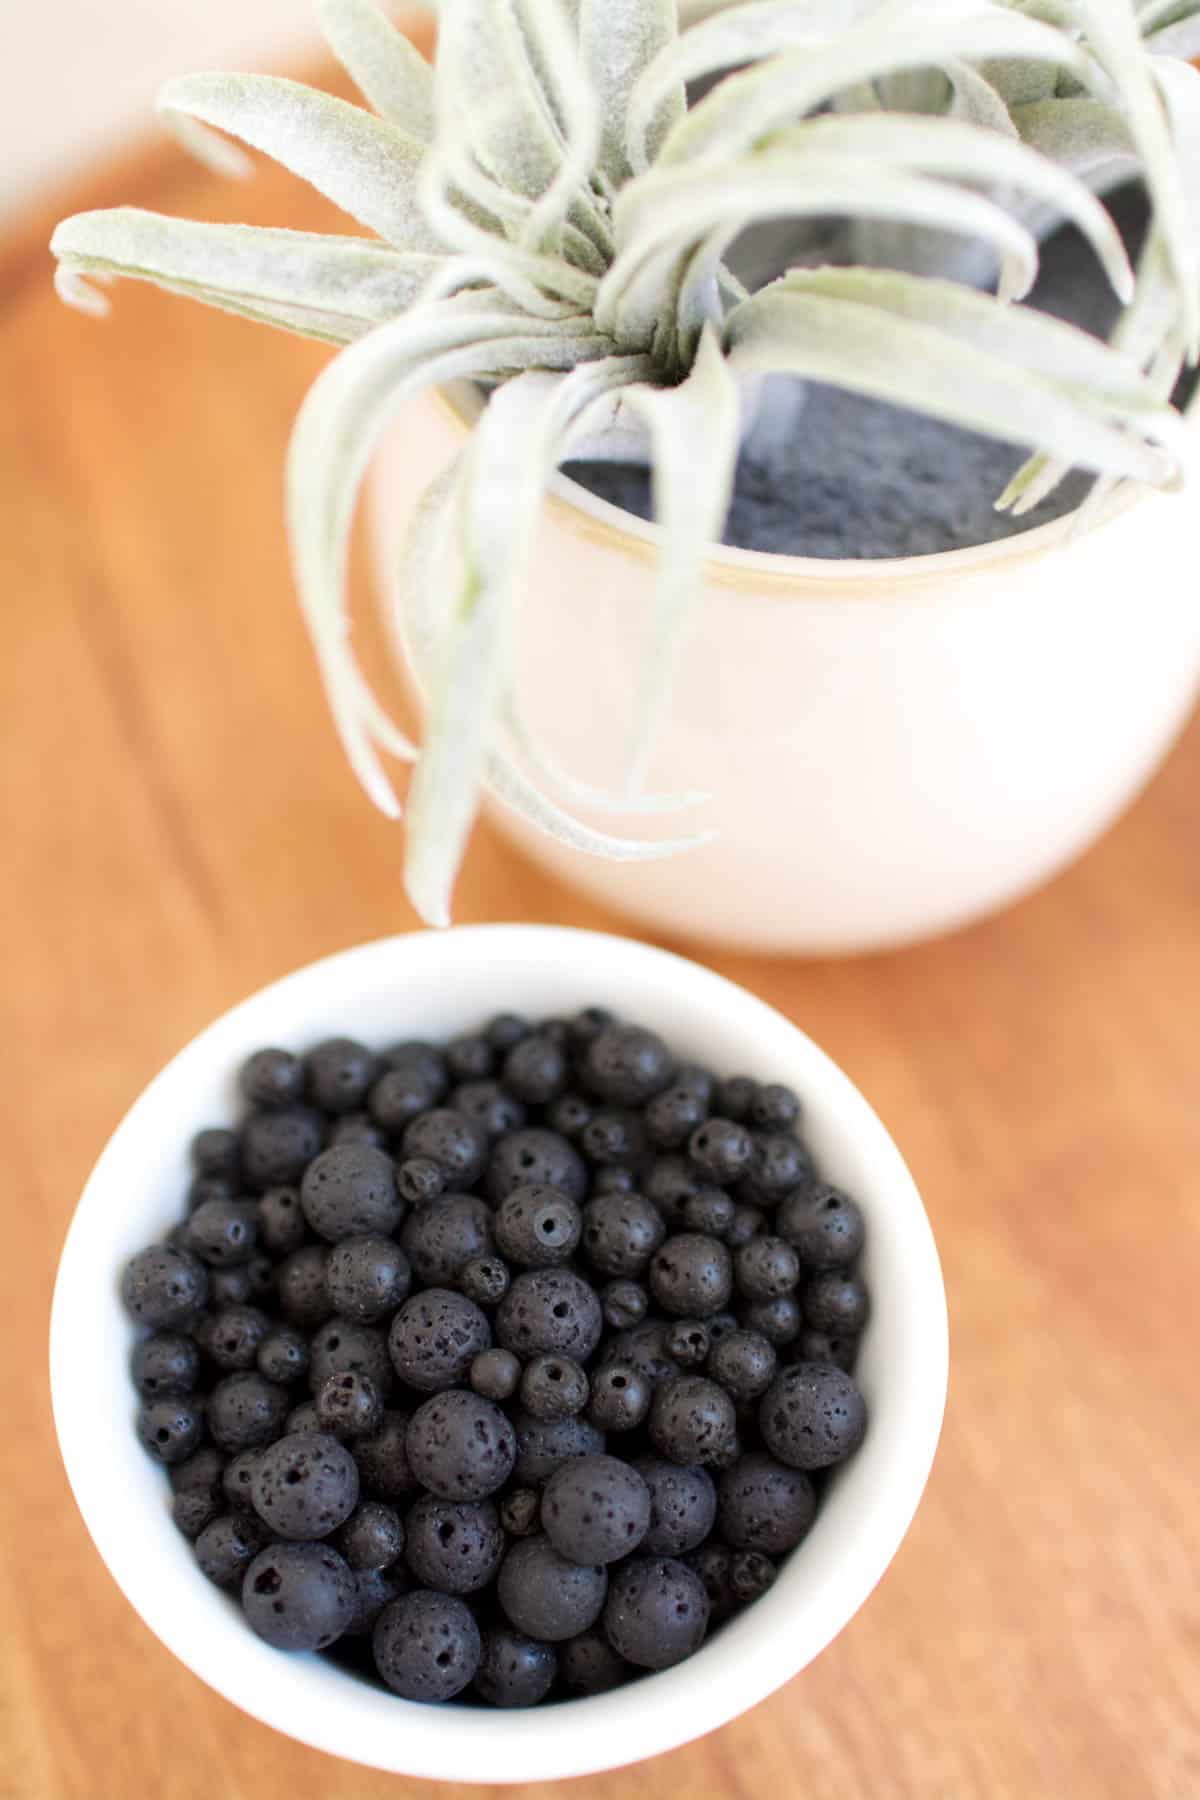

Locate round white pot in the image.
[369,394,1200,954]
[51,926,947,1784]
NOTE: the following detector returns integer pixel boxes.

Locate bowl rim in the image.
[50,924,948,1783]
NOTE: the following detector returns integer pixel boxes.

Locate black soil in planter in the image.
[566,186,1173,561]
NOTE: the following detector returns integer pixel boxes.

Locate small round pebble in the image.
[326,1235,411,1323]
[741,1293,803,1346]
[513,1412,606,1486]
[601,1279,648,1330]
[459,1255,510,1308]
[121,1246,209,1330]
[494,1184,581,1268]
[251,1431,360,1538]
[276,1245,332,1327]
[337,1501,405,1571]
[561,1629,629,1694]
[582,1024,674,1106]
[404,1497,503,1594]
[470,1347,521,1402]
[648,1375,737,1467]
[499,1487,541,1537]
[713,1075,757,1121]
[682,1187,736,1236]
[187,1173,238,1213]
[328,1113,387,1151]
[542,1454,651,1565]
[195,1512,268,1587]
[685,1541,739,1622]
[751,1083,801,1130]
[645,1084,707,1150]
[400,1195,494,1287]
[286,1400,321,1435]
[546,1092,592,1138]
[503,1034,568,1105]
[587,1363,651,1433]
[758,1363,868,1470]
[315,1370,384,1440]
[664,1319,710,1366]
[355,1411,418,1500]
[446,1032,495,1081]
[197,1304,270,1372]
[687,1119,754,1185]
[648,1234,733,1318]
[729,1549,778,1605]
[191,1126,240,1178]
[718,1452,816,1554]
[486,1129,587,1205]
[243,1542,357,1651]
[406,1391,516,1502]
[256,1186,307,1257]
[306,1037,377,1114]
[207,1372,290,1453]
[486,1012,529,1051]
[593,1165,635,1195]
[300,1146,402,1244]
[497,1537,608,1641]
[396,1156,447,1206]
[599,1322,679,1390]
[389,1289,491,1392]
[738,1133,815,1207]
[382,1038,449,1091]
[452,1081,526,1142]
[735,1236,801,1301]
[582,1109,646,1167]
[707,1328,777,1401]
[216,1445,258,1510]
[256,1324,311,1387]
[603,1556,709,1670]
[171,1443,226,1498]
[797,1329,859,1372]
[401,1109,488,1188]
[240,1106,323,1191]
[173,1489,221,1539]
[373,1591,481,1702]
[132,1332,199,1398]
[136,1396,204,1464]
[634,1457,718,1556]
[519,1355,589,1422]
[581,1193,665,1278]
[644,1156,702,1223]
[474,1629,558,1708]
[308,1319,392,1397]
[240,1047,305,1110]
[370,1068,442,1135]
[803,1272,871,1335]
[496,1269,603,1362]
[345,1566,404,1638]
[725,1204,767,1249]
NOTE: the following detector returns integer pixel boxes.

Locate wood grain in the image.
[4,32,1200,1799]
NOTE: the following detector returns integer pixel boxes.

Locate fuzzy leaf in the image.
[157,73,441,253]
[1147,12,1200,50]
[616,327,739,793]
[286,296,616,817]
[316,0,436,137]
[771,111,1135,297]
[403,355,653,922]
[726,282,1184,482]
[51,208,439,341]
[580,0,682,182]
[650,4,1089,169]
[515,0,603,251]
[434,0,565,206]
[485,749,717,860]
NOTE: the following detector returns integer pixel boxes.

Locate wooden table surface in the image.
[5,40,1200,1799]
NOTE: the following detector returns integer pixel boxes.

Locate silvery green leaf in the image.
[616,327,739,792]
[1061,0,1200,352]
[1147,13,1200,50]
[51,208,439,342]
[602,152,1042,346]
[286,298,616,817]
[1012,95,1135,176]
[977,57,1060,108]
[771,112,1134,297]
[726,282,1184,482]
[486,748,717,859]
[501,697,712,812]
[514,0,603,251]
[403,355,652,923]
[434,1,564,209]
[157,74,440,253]
[626,0,896,169]
[944,60,1022,132]
[580,0,682,182]
[316,0,435,137]
[651,5,1089,168]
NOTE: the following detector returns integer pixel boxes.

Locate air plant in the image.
[51,0,1199,924]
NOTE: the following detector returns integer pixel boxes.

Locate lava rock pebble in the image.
[243,1542,357,1650]
[777,1184,865,1268]
[470,1347,522,1402]
[400,1195,494,1286]
[635,1457,718,1556]
[406,1391,516,1501]
[132,1332,200,1398]
[207,1372,290,1453]
[337,1501,405,1571]
[513,1412,606,1486]
[497,1537,608,1641]
[495,1269,603,1362]
[648,1375,737,1466]
[300,1146,402,1243]
[251,1431,360,1538]
[542,1454,651,1565]
[389,1289,491,1392]
[326,1235,411,1323]
[195,1512,269,1587]
[587,1363,652,1432]
[136,1397,204,1464]
[494,1184,582,1268]
[717,1452,817,1554]
[122,1246,208,1329]
[486,1129,587,1204]
[404,1497,503,1594]
[560,1629,629,1695]
[474,1629,558,1708]
[759,1363,868,1470]
[373,1591,482,1702]
[519,1355,589,1421]
[603,1557,709,1669]
[581,1192,665,1278]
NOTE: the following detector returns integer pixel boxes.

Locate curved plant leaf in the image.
[316,0,436,137]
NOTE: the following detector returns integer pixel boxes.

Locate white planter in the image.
[369,391,1200,954]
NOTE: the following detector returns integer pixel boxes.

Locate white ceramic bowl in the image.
[50,926,948,1783]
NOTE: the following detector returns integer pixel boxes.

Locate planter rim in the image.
[434,381,1196,598]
